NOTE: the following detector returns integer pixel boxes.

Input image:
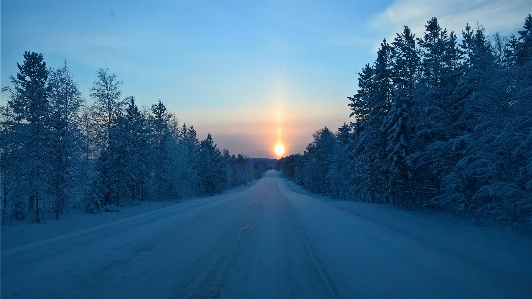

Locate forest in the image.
[0,57,268,224]
[277,15,532,227]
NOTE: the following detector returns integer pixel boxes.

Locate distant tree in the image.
[302,127,335,194]
[327,124,354,199]
[197,134,227,195]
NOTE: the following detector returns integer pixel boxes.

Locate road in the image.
[2,171,532,299]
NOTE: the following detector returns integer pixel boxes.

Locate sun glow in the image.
[274,141,285,157]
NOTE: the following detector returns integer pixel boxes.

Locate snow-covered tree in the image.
[89,68,123,150]
[176,123,200,197]
[85,69,126,210]
[382,26,419,208]
[348,40,393,203]
[47,62,84,219]
[326,124,354,199]
[123,97,150,201]
[409,18,462,205]
[301,127,335,195]
[149,100,179,199]
[0,105,27,223]
[197,134,227,195]
[515,14,532,66]
[4,52,51,222]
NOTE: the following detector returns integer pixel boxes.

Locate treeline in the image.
[278,15,532,226]
[1,53,267,223]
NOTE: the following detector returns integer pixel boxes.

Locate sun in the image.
[274,141,285,157]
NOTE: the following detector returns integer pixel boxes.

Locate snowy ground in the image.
[1,201,179,250]
[2,170,532,299]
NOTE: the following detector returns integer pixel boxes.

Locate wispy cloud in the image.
[370,0,531,49]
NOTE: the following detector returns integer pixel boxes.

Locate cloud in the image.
[370,0,531,49]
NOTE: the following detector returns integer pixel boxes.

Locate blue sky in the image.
[2,0,530,158]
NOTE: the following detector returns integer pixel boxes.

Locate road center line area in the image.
[2,171,532,299]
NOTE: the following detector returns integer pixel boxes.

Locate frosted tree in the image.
[47,62,84,219]
[93,112,127,208]
[85,69,125,210]
[515,15,532,219]
[197,134,227,195]
[487,15,532,224]
[0,105,27,223]
[326,124,354,200]
[177,124,201,196]
[89,68,123,150]
[123,97,150,201]
[347,65,374,200]
[276,154,302,181]
[225,154,252,187]
[411,18,461,204]
[4,52,51,222]
[348,64,373,122]
[94,96,150,207]
[515,14,532,66]
[348,40,393,203]
[382,26,419,208]
[301,127,335,194]
[149,100,179,199]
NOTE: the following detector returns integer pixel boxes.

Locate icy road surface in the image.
[2,171,532,299]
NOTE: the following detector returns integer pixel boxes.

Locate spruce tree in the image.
[383,26,419,207]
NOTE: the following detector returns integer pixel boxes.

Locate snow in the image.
[2,171,532,299]
[281,178,532,298]
[1,201,178,250]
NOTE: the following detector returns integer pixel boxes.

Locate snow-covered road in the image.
[2,171,532,299]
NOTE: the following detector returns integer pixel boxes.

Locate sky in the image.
[2,0,531,158]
